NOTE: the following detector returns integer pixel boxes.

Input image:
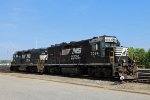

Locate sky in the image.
[0,0,150,60]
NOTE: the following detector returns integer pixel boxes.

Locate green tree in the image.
[128,47,148,68]
[135,48,146,65]
[145,49,150,68]
[128,47,135,60]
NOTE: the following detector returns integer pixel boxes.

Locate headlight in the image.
[120,76,125,80]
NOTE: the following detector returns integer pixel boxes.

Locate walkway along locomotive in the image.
[10,35,137,80]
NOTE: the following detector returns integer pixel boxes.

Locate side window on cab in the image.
[91,44,98,51]
[22,55,25,59]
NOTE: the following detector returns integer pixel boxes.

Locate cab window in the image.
[92,44,98,51]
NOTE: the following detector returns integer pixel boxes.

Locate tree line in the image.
[0,60,11,64]
[128,47,150,68]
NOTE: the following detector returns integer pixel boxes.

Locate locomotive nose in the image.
[115,47,128,63]
[115,47,128,57]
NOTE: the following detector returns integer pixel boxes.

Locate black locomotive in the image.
[11,35,137,80]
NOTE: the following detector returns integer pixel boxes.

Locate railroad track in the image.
[0,65,150,84]
[138,69,150,83]
[0,65,10,72]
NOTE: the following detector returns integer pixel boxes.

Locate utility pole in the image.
[36,39,38,49]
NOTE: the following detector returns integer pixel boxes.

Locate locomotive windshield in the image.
[105,42,117,47]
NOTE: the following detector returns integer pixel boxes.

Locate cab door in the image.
[105,48,115,64]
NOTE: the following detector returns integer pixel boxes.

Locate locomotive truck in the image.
[10,35,137,80]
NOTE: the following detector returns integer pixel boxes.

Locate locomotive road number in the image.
[91,52,99,56]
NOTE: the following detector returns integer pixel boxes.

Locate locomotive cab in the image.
[104,37,136,79]
[100,36,120,64]
[90,36,137,79]
[104,36,137,79]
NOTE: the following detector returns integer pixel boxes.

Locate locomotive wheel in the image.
[29,66,38,73]
[88,67,112,78]
[26,67,31,72]
[46,66,61,75]
[88,68,95,77]
[10,66,14,71]
[13,66,19,71]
